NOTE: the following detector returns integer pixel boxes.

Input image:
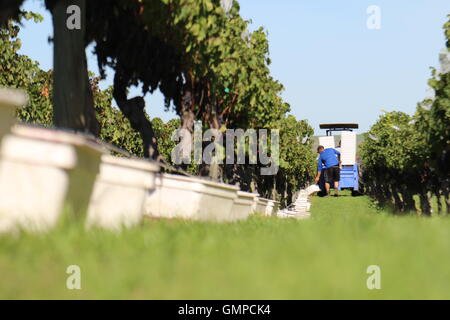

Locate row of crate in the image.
[0,89,280,233]
[0,124,281,233]
[277,186,321,220]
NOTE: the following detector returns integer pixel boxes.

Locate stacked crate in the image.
[340,132,357,165]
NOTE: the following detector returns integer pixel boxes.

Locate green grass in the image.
[1,192,450,299]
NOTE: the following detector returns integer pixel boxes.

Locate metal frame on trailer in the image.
[319,123,359,136]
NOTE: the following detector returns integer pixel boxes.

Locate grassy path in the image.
[1,193,450,299]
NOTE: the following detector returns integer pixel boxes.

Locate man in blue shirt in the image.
[314,145,341,197]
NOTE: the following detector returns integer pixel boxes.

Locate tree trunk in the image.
[178,90,195,170]
[286,180,293,207]
[443,179,450,215]
[0,0,26,23]
[419,189,432,216]
[113,71,160,160]
[206,109,222,181]
[51,0,99,135]
[445,190,450,215]
[384,183,393,205]
[434,189,442,214]
[181,90,195,132]
[390,185,403,212]
[400,187,416,213]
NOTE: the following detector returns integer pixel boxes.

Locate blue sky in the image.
[17,0,450,133]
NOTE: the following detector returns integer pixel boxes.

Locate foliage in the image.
[278,116,315,180]
[221,115,315,206]
[360,16,450,215]
[275,116,316,206]
[86,0,289,130]
[0,12,53,126]
[90,79,144,157]
[151,117,184,165]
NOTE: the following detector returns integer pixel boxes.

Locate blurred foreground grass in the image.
[1,192,450,299]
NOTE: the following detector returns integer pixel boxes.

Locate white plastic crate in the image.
[145,174,239,222]
[231,191,258,221]
[86,155,159,231]
[340,132,357,165]
[0,125,103,233]
[318,136,335,149]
